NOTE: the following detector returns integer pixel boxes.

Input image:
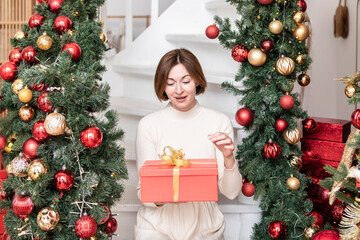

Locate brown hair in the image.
[154,48,207,101]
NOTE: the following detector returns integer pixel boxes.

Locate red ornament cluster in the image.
[263,140,281,160]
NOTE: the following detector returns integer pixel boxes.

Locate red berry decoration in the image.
[28,14,45,29]
[205,24,219,39]
[9,48,22,65]
[257,0,274,5]
[62,43,82,61]
[12,194,34,219]
[298,0,307,12]
[54,16,72,33]
[308,212,324,227]
[32,120,50,142]
[0,62,18,81]
[351,109,360,129]
[280,94,294,110]
[54,167,75,191]
[80,126,103,148]
[37,91,53,112]
[103,216,118,237]
[98,205,111,224]
[49,0,64,13]
[275,118,288,132]
[303,118,316,131]
[268,220,287,239]
[21,46,37,63]
[242,182,255,197]
[264,140,281,160]
[260,39,274,53]
[235,108,254,126]
[23,138,40,159]
[312,230,339,240]
[232,45,249,62]
[0,135,6,150]
[75,214,97,238]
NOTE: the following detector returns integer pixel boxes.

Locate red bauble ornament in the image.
[9,48,22,65]
[103,216,118,236]
[275,118,288,132]
[242,182,255,197]
[235,108,254,126]
[28,14,45,29]
[308,212,324,227]
[332,201,344,222]
[99,205,110,225]
[351,109,360,129]
[0,135,6,150]
[232,45,249,62]
[32,120,50,142]
[264,140,282,160]
[62,42,81,61]
[75,215,98,238]
[257,0,274,5]
[205,24,219,39]
[31,82,47,92]
[37,0,49,3]
[21,46,37,63]
[312,230,339,240]
[260,39,274,53]
[12,194,34,219]
[23,138,40,159]
[49,0,64,13]
[303,118,316,131]
[298,0,307,12]
[37,91,53,112]
[2,234,10,240]
[0,62,18,81]
[268,220,287,239]
[318,187,329,202]
[54,16,72,33]
[280,94,294,110]
[54,168,75,191]
[80,126,103,148]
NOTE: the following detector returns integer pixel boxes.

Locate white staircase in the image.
[103,0,262,239]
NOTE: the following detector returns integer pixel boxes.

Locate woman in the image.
[135,48,242,240]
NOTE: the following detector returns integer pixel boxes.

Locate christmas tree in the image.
[0,0,127,239]
[213,0,314,238]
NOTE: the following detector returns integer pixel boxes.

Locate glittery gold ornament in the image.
[44,113,66,135]
[297,73,311,86]
[280,81,294,93]
[14,31,26,39]
[288,154,302,170]
[304,224,320,239]
[292,23,309,41]
[283,128,300,144]
[4,135,16,153]
[19,104,35,122]
[12,79,24,94]
[100,32,107,44]
[37,207,60,231]
[11,154,30,177]
[37,33,53,50]
[28,160,48,181]
[68,30,74,36]
[18,87,33,103]
[269,20,283,34]
[276,57,295,75]
[248,48,267,66]
[286,175,300,190]
[6,164,13,175]
[293,11,305,24]
[295,54,306,65]
[100,18,104,26]
[345,84,357,98]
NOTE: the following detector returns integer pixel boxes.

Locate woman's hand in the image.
[208,132,235,169]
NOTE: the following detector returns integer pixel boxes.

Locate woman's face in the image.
[165,63,197,112]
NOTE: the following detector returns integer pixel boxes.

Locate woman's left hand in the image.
[208,132,235,169]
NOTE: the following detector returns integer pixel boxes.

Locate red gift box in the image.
[139,159,218,203]
[300,157,340,180]
[303,117,351,143]
[301,138,345,162]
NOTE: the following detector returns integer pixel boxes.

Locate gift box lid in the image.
[139,159,218,177]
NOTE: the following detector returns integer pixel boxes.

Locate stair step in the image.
[109,96,165,117]
[205,0,232,10]
[165,33,217,44]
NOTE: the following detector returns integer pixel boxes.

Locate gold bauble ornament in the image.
[280,81,294,93]
[248,48,267,67]
[4,135,16,153]
[100,18,104,26]
[286,175,300,190]
[283,128,300,144]
[37,207,60,231]
[11,154,30,177]
[6,164,13,175]
[269,20,283,34]
[19,104,35,122]
[44,113,67,135]
[304,224,320,239]
[100,32,107,44]
[12,79,24,94]
[276,57,295,75]
[295,54,306,65]
[288,154,302,170]
[292,23,309,41]
[345,84,357,98]
[297,73,311,86]
[28,160,48,181]
[18,87,33,103]
[14,31,26,39]
[37,33,53,51]
[293,11,305,24]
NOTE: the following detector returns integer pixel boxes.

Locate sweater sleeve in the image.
[217,116,242,200]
